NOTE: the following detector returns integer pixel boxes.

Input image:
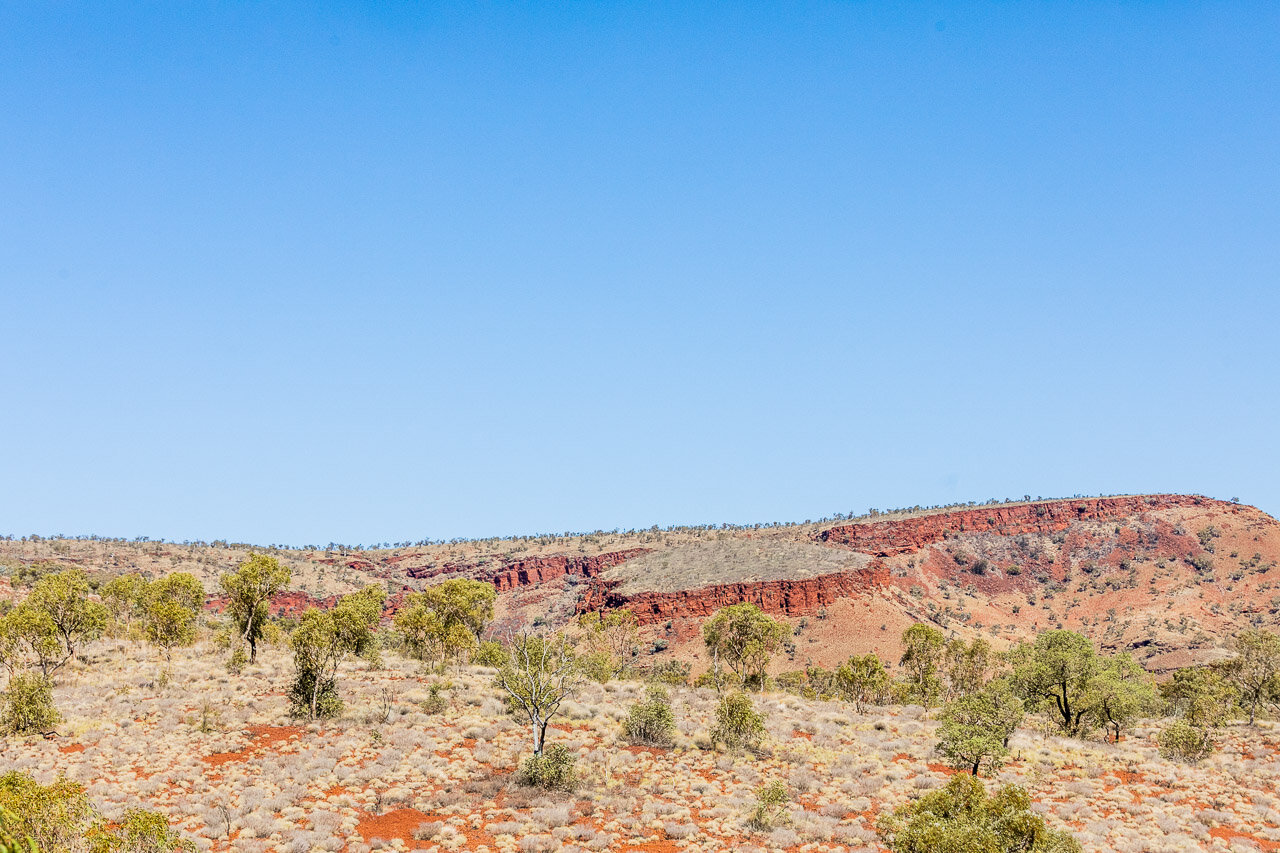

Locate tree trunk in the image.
[532,714,545,755]
[244,610,258,663]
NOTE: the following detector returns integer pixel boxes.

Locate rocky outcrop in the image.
[488,549,652,591]
[579,564,893,624]
[404,548,652,590]
[817,494,1220,556]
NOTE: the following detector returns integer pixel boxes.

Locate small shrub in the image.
[1,673,60,736]
[421,684,448,715]
[1158,721,1215,762]
[96,808,196,852]
[1189,554,1214,574]
[624,686,676,747]
[227,646,248,675]
[648,660,690,686]
[879,773,1081,852]
[577,651,615,684]
[518,744,577,791]
[711,692,765,751]
[288,671,343,720]
[747,780,790,831]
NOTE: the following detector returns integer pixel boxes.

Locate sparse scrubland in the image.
[6,633,1280,852]
[5,495,1280,852]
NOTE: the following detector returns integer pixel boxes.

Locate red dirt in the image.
[353,807,437,846]
[1208,826,1280,851]
[58,743,85,754]
[201,725,304,767]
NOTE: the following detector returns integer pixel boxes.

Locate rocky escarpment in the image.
[576,495,1253,627]
[406,548,652,591]
[579,564,894,625]
[818,494,1218,556]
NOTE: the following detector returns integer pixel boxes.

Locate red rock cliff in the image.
[488,549,652,591]
[579,564,894,625]
[403,548,652,591]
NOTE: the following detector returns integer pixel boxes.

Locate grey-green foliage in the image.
[747,780,790,832]
[288,586,385,720]
[624,686,676,747]
[517,743,576,791]
[1,674,60,736]
[936,680,1023,776]
[899,623,946,708]
[711,691,765,751]
[220,553,291,665]
[879,773,1081,853]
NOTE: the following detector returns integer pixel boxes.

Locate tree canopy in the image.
[394,578,495,668]
[702,603,790,691]
[220,553,291,664]
[936,680,1024,776]
[289,586,385,719]
[900,623,947,707]
[140,573,205,661]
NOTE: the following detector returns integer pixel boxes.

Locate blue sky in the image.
[2,3,1277,545]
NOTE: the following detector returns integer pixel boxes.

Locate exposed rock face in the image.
[818,494,1216,555]
[580,564,895,624]
[576,495,1251,627]
[405,548,653,590]
[488,549,652,591]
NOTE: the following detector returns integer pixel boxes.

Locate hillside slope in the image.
[3,493,1277,673]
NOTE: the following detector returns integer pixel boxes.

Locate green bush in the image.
[517,743,577,791]
[711,692,765,751]
[287,670,343,720]
[226,646,247,675]
[421,683,448,715]
[879,773,1081,853]
[0,772,95,853]
[624,686,676,747]
[774,671,808,696]
[747,780,790,831]
[2,674,60,736]
[472,640,509,669]
[0,805,36,853]
[1157,721,1215,762]
[91,808,195,852]
[577,650,615,684]
[0,773,192,853]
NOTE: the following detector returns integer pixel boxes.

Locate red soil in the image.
[1209,826,1280,851]
[353,807,437,846]
[201,724,304,767]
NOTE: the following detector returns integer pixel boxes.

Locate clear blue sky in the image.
[2,3,1277,546]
